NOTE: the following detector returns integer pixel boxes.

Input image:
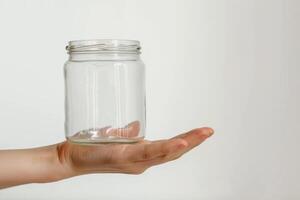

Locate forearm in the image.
[0,144,72,189]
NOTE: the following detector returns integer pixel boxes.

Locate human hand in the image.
[56,122,214,177]
[0,123,213,188]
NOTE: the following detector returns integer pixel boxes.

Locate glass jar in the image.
[64,39,146,143]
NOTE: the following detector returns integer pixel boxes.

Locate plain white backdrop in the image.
[0,0,299,199]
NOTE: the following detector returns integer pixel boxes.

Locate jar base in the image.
[66,136,144,145]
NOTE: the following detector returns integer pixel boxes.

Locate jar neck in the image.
[69,53,140,61]
[66,39,141,61]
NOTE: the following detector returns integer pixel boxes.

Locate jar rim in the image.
[66,39,141,54]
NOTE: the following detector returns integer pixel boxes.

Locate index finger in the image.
[172,127,214,152]
[125,138,188,162]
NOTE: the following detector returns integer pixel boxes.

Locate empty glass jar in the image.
[64,39,146,143]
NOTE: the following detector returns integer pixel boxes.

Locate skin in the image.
[0,123,214,189]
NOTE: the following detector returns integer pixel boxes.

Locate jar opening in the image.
[66,39,141,54]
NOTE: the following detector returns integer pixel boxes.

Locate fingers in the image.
[173,127,214,152]
[131,127,214,167]
[126,138,188,162]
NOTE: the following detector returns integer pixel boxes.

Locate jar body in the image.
[64,51,146,143]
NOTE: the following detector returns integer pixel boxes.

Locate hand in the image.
[56,123,214,177]
[0,124,214,189]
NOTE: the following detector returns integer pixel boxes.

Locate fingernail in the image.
[203,128,214,137]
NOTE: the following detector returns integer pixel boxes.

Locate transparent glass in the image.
[64,39,146,143]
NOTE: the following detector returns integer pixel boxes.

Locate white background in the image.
[0,0,299,199]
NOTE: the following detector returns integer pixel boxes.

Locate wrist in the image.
[38,143,75,183]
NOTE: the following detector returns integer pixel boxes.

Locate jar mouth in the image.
[66,39,141,54]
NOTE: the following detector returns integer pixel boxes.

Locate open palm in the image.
[56,122,214,176]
